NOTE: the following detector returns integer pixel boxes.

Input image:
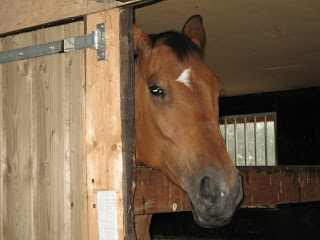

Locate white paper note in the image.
[97,190,118,240]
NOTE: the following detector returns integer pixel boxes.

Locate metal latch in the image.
[0,23,107,64]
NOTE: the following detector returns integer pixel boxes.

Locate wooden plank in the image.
[35,26,69,240]
[135,168,191,215]
[299,171,320,202]
[0,0,149,35]
[85,9,126,240]
[32,22,84,240]
[0,31,34,240]
[66,23,86,240]
[241,167,300,206]
[134,166,320,215]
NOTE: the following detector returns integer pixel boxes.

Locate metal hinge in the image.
[0,23,107,64]
[92,23,107,61]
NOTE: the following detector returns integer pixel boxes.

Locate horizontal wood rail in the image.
[134,166,320,215]
[0,0,151,35]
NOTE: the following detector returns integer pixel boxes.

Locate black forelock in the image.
[148,31,202,61]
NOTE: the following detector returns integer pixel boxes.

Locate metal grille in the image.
[219,112,277,166]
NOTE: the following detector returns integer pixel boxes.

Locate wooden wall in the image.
[0,22,84,240]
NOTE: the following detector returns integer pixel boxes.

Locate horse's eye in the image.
[149,86,164,97]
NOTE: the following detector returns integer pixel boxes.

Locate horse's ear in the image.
[182,15,205,49]
[134,24,152,59]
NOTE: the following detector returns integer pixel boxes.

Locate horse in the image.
[134,15,243,239]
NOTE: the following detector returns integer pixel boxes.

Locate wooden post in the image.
[119,7,136,240]
[85,7,135,240]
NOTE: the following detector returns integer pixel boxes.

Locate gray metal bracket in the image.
[94,23,107,61]
[0,23,107,64]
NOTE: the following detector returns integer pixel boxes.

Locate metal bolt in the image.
[17,52,24,56]
[49,46,55,50]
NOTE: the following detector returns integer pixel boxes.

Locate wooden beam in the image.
[0,0,149,35]
[85,8,136,240]
[119,7,136,240]
[134,166,320,215]
[85,9,122,240]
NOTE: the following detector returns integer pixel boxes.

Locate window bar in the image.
[244,117,247,166]
[234,118,238,165]
[254,116,257,166]
[224,118,228,149]
[264,114,268,166]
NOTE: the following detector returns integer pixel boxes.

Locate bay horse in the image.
[134,15,243,239]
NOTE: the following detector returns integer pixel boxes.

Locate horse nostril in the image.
[198,176,216,206]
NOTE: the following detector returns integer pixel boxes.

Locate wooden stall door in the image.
[0,22,85,240]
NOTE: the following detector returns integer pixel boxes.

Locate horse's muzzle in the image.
[189,167,243,228]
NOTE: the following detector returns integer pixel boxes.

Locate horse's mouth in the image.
[190,202,233,228]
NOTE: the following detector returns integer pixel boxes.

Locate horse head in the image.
[134,15,243,228]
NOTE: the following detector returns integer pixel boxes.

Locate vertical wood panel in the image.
[0,32,34,240]
[65,23,85,240]
[34,28,67,240]
[33,22,84,240]
[0,21,84,240]
[85,9,125,240]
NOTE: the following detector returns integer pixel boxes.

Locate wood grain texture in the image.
[0,22,84,240]
[33,22,84,240]
[135,168,191,215]
[1,31,34,240]
[134,166,320,215]
[67,23,85,240]
[35,27,69,240]
[85,9,125,240]
[0,0,149,35]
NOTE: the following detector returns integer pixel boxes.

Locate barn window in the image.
[220,112,277,166]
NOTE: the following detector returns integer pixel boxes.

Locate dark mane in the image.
[148,31,202,60]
